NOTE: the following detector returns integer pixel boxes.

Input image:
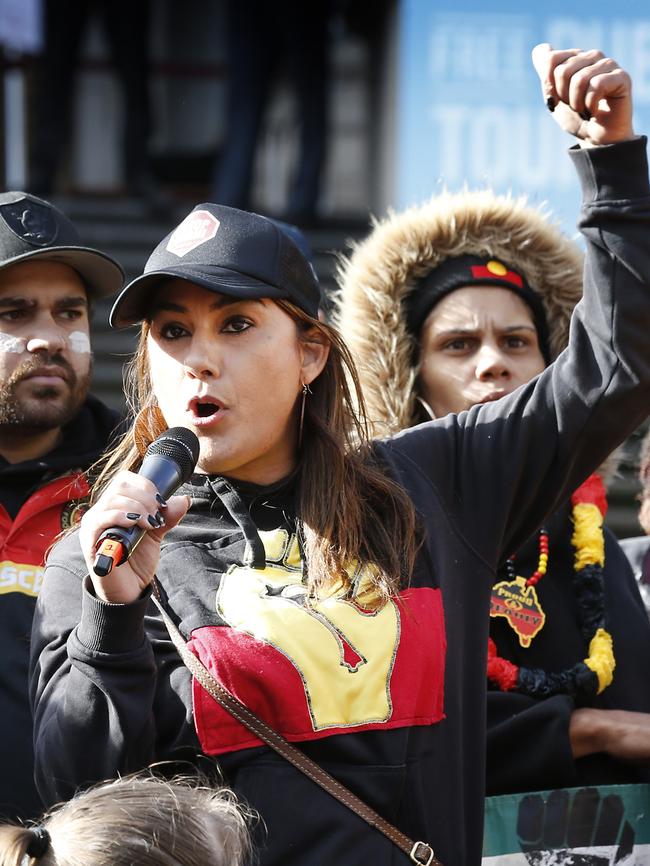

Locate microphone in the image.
[93,427,200,577]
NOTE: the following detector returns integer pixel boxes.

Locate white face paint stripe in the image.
[68,331,91,353]
[0,330,91,353]
[0,332,26,353]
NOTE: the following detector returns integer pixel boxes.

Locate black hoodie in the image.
[30,140,650,866]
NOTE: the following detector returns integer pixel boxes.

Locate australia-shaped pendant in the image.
[490,576,546,648]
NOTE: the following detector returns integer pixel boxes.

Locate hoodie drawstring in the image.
[209,477,267,568]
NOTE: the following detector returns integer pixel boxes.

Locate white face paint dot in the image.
[68,331,91,353]
[0,332,27,353]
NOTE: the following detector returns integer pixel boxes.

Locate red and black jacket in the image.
[0,395,120,820]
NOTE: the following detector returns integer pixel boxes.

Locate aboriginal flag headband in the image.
[404,253,551,365]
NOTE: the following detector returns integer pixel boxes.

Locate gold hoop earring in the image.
[298,382,312,448]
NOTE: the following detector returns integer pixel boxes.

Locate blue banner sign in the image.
[397,1,650,235]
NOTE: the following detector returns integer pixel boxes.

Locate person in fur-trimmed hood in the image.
[336,190,650,795]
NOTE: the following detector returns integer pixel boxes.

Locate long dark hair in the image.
[92,300,418,605]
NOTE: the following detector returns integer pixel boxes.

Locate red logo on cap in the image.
[166,210,220,257]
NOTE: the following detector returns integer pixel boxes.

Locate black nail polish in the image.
[126,512,141,521]
[156,494,167,508]
[580,109,591,121]
[546,96,555,113]
[147,514,158,528]
[155,510,165,527]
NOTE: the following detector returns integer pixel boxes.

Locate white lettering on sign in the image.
[428,13,650,107]
[429,104,574,189]
[429,14,531,86]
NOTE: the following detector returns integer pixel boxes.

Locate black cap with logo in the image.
[110,203,322,328]
[0,191,124,298]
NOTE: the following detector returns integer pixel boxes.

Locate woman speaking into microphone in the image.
[30,45,650,866]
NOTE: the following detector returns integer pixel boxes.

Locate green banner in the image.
[483,784,650,864]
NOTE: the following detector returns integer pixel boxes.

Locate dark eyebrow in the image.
[0,296,88,309]
[501,324,537,334]
[434,324,537,338]
[0,297,37,309]
[152,297,264,314]
[54,296,89,309]
[434,328,478,338]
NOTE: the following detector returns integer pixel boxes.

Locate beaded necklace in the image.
[487,474,615,699]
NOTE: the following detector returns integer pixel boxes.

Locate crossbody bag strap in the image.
[151,581,440,866]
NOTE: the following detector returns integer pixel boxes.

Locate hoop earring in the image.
[414,394,436,421]
[298,382,312,448]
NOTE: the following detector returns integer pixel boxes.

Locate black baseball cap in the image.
[0,191,124,298]
[110,203,322,328]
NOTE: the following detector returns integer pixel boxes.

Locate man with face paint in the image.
[0,192,123,820]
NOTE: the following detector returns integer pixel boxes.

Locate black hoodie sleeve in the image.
[386,137,650,571]
[29,532,199,804]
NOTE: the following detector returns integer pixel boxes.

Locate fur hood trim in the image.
[334,190,584,438]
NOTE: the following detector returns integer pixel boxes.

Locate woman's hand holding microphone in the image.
[79,427,199,604]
